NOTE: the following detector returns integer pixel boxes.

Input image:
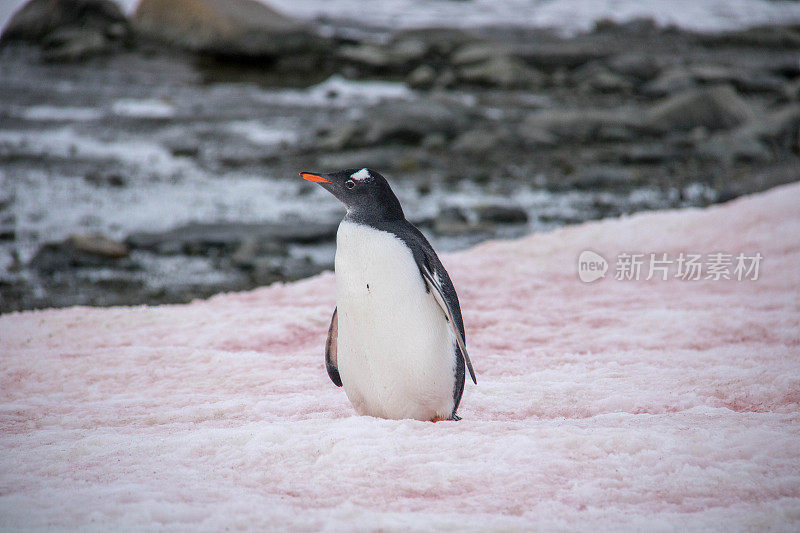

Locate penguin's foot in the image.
[430,414,461,422]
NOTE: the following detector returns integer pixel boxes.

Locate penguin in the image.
[300,168,476,422]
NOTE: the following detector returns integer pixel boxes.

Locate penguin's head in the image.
[300,168,405,221]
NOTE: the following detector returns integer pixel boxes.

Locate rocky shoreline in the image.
[1,0,798,313]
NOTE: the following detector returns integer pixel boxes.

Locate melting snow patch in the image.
[226,121,299,146]
[263,75,413,108]
[18,106,103,122]
[111,99,175,118]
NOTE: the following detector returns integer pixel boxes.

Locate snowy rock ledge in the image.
[1,183,799,530]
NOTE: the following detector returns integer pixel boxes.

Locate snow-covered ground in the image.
[1,183,798,530]
[5,0,800,35]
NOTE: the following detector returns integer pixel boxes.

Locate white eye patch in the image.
[350,168,370,181]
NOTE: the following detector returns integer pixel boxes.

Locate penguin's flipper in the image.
[325,307,342,387]
[420,265,477,385]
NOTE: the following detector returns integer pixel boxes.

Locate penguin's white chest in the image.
[334,220,456,421]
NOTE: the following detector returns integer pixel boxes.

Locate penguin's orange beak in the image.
[300,172,331,183]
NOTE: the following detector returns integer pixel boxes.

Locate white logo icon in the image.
[578,250,608,283]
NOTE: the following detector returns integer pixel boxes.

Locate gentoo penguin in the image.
[300,168,476,421]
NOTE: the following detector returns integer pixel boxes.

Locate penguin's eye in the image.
[345,179,355,189]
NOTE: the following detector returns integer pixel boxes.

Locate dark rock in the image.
[125,221,338,256]
[1,0,129,61]
[85,171,126,187]
[607,53,665,81]
[251,256,330,284]
[566,165,639,190]
[30,234,135,273]
[644,85,753,133]
[474,204,529,224]
[133,0,327,60]
[1,0,128,43]
[699,25,800,48]
[41,27,109,61]
[593,17,659,35]
[0,215,15,241]
[514,42,611,71]
[433,206,472,235]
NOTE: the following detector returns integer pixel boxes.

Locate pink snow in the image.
[1,183,799,530]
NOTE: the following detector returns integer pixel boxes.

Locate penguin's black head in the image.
[300,168,405,222]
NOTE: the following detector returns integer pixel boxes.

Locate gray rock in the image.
[337,43,397,68]
[572,62,633,93]
[389,38,429,63]
[644,85,753,133]
[520,107,642,143]
[451,129,511,156]
[457,55,546,88]
[421,133,447,151]
[615,144,681,164]
[408,64,437,89]
[450,42,510,66]
[696,132,771,163]
[68,233,129,258]
[317,123,358,152]
[687,64,785,95]
[783,79,800,102]
[337,42,425,71]
[362,99,472,145]
[390,28,477,56]
[126,221,337,256]
[133,0,327,59]
[641,66,696,97]
[738,104,800,145]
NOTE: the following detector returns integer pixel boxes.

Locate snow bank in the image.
[1,183,799,530]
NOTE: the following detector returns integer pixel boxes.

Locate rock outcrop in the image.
[0,0,130,61]
[132,0,328,61]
